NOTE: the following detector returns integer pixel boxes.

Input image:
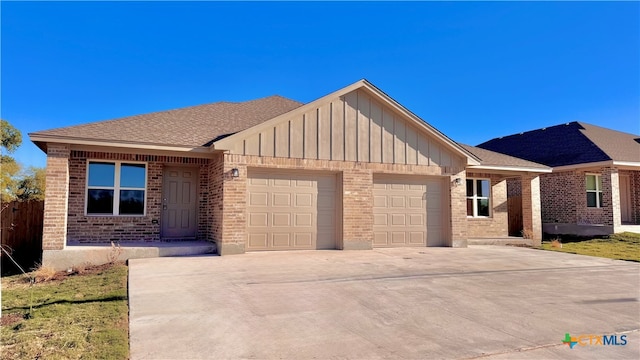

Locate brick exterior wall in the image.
[65,150,209,243]
[213,153,465,254]
[208,153,224,245]
[42,144,70,250]
[466,172,508,238]
[449,170,467,246]
[341,169,374,250]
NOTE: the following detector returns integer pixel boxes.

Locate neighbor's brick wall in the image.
[212,153,464,254]
[624,170,640,224]
[466,172,508,238]
[66,150,209,243]
[540,171,580,224]
[42,144,70,250]
[574,167,614,226]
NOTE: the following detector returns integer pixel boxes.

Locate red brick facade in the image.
[533,167,640,234]
[64,150,209,244]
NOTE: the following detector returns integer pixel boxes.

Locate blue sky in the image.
[2,1,639,169]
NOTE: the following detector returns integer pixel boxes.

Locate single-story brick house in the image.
[30,80,550,267]
[478,122,640,236]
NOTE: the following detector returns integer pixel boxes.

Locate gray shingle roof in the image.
[460,144,550,170]
[30,95,304,147]
[478,122,640,167]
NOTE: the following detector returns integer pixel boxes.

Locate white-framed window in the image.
[466,178,491,217]
[86,160,147,216]
[586,174,603,208]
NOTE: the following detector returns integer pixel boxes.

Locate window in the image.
[586,174,603,208]
[86,161,146,215]
[467,178,490,217]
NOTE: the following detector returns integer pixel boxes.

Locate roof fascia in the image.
[29,134,211,154]
[468,165,552,173]
[551,160,615,172]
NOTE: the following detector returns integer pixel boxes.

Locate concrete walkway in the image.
[129,247,640,359]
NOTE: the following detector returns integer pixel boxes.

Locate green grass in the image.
[1,263,129,360]
[541,232,640,262]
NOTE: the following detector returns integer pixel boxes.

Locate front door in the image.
[162,167,198,239]
[619,175,632,224]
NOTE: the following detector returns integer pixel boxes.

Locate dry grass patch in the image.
[1,262,129,359]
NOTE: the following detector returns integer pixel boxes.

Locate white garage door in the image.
[247,170,336,251]
[373,175,445,247]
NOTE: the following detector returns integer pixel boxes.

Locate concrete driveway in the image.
[129,246,639,359]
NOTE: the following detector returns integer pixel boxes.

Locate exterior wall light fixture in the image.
[231,168,240,178]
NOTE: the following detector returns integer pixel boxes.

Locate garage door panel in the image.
[296,193,313,207]
[391,232,406,244]
[296,180,313,187]
[391,196,405,208]
[374,176,444,248]
[409,196,423,208]
[409,214,424,225]
[409,232,425,244]
[391,214,406,225]
[272,213,291,226]
[272,234,292,247]
[374,214,388,226]
[272,193,291,206]
[294,233,313,247]
[249,192,268,206]
[247,171,336,251]
[373,195,387,208]
[249,213,268,227]
[273,179,291,187]
[295,213,313,226]
[248,234,268,248]
[374,232,389,245]
[250,178,268,186]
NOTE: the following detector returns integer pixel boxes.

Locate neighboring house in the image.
[30,80,550,267]
[479,122,640,236]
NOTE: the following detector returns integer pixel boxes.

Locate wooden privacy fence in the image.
[1,200,44,275]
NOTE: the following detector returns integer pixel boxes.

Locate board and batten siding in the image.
[229,89,462,167]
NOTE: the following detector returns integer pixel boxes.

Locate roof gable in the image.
[214,79,479,166]
[478,122,639,167]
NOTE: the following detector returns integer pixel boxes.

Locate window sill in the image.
[467,216,492,220]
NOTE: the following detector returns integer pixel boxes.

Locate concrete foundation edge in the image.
[42,243,217,271]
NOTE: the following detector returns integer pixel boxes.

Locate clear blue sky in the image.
[2,1,639,169]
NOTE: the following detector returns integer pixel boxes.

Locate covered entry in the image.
[373,175,446,247]
[246,170,337,250]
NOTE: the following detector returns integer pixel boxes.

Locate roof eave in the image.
[29,134,211,154]
[468,165,552,173]
[551,160,640,172]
